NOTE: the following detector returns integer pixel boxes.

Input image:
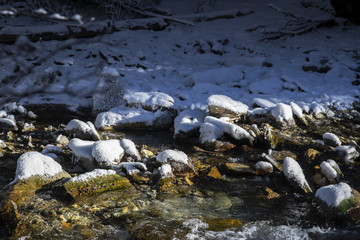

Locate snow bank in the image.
[207,95,248,116]
[271,103,295,126]
[156,149,188,165]
[315,182,352,207]
[14,152,63,181]
[323,133,341,147]
[92,139,124,166]
[124,91,174,111]
[69,169,117,182]
[283,157,311,193]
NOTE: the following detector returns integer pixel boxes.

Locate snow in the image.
[65,119,98,138]
[14,151,63,181]
[200,116,252,143]
[207,95,248,115]
[315,182,353,207]
[69,169,117,182]
[50,13,68,20]
[0,110,6,118]
[323,133,341,147]
[283,157,311,192]
[112,162,147,175]
[123,91,174,111]
[156,149,189,165]
[101,66,120,77]
[42,144,63,154]
[334,145,359,163]
[159,164,174,178]
[68,138,95,161]
[290,102,303,119]
[252,98,276,108]
[120,139,141,161]
[320,161,338,183]
[91,139,124,166]
[255,161,273,172]
[174,109,206,136]
[271,103,295,126]
[34,8,48,15]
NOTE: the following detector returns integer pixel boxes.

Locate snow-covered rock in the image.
[271,103,295,127]
[112,162,147,175]
[320,161,340,184]
[95,106,174,130]
[199,116,253,144]
[92,139,124,167]
[252,98,276,108]
[41,144,63,162]
[255,161,273,175]
[323,133,341,147]
[158,164,174,178]
[207,95,248,118]
[326,159,343,177]
[156,149,194,175]
[124,91,175,112]
[0,118,17,131]
[290,102,307,125]
[334,145,359,163]
[13,152,65,182]
[283,157,312,193]
[0,139,6,148]
[65,119,100,141]
[174,109,206,139]
[69,169,117,182]
[92,66,124,114]
[315,182,352,207]
[120,139,141,161]
[68,138,96,171]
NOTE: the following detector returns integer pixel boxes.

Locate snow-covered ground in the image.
[1,0,359,114]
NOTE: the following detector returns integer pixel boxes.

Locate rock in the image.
[320,161,340,184]
[199,116,253,145]
[158,164,174,179]
[0,139,6,148]
[92,139,124,167]
[222,163,255,176]
[156,149,194,176]
[0,118,17,131]
[68,138,97,171]
[65,119,100,141]
[64,169,132,199]
[56,134,69,145]
[201,140,236,152]
[95,106,174,130]
[255,161,273,175]
[112,162,147,176]
[316,182,360,224]
[123,91,175,112]
[92,66,124,114]
[331,0,360,24]
[283,157,312,193]
[305,148,321,161]
[264,187,281,199]
[290,102,307,126]
[207,95,248,118]
[120,139,141,161]
[323,132,341,147]
[174,109,206,140]
[207,166,223,179]
[271,103,295,127]
[334,145,359,163]
[22,123,35,132]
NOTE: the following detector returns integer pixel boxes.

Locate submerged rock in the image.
[207,95,248,118]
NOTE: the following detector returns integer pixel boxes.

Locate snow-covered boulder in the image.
[120,139,141,161]
[207,95,248,118]
[199,116,253,145]
[323,133,341,147]
[334,145,359,163]
[320,160,341,184]
[255,161,273,175]
[271,103,295,127]
[65,119,100,141]
[124,91,175,112]
[92,139,124,167]
[316,183,353,207]
[13,151,69,183]
[0,118,17,131]
[174,109,206,139]
[64,169,132,199]
[156,149,194,175]
[95,106,174,130]
[283,157,312,193]
[68,138,96,171]
[158,164,174,179]
[290,102,307,125]
[92,66,125,114]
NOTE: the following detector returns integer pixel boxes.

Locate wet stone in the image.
[222,163,256,176]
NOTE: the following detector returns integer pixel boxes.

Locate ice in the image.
[123,91,174,111]
[156,149,189,165]
[315,182,353,207]
[120,139,141,161]
[207,95,248,115]
[271,103,295,126]
[69,169,117,182]
[92,139,124,166]
[283,157,311,193]
[13,152,63,181]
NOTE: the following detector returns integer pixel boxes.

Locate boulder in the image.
[207,95,248,118]
[255,161,273,175]
[334,145,359,163]
[320,160,341,184]
[323,132,341,147]
[65,119,100,141]
[68,138,96,171]
[271,103,295,127]
[92,139,124,167]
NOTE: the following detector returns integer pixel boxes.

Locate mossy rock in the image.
[63,174,132,199]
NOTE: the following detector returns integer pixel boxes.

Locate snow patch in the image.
[69,169,117,182]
